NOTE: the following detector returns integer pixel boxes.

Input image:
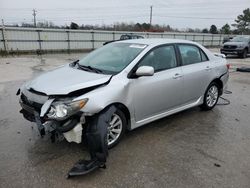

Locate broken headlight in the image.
[47,99,88,120]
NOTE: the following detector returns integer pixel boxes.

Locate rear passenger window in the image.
[179,45,206,65]
[138,45,177,72]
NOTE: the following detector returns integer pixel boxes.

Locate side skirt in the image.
[131,96,203,130]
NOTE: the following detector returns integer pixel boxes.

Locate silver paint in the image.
[20,39,229,132]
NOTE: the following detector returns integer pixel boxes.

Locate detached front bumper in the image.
[19,98,46,136]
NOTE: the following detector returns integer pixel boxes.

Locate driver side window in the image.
[138,45,177,72]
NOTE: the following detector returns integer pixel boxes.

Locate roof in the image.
[118,38,197,45]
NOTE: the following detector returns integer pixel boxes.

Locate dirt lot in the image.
[0,51,250,188]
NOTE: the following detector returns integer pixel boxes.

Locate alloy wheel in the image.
[206,85,219,107]
[107,113,123,146]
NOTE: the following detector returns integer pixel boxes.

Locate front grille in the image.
[21,93,43,112]
[224,45,237,49]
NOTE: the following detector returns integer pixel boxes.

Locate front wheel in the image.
[200,82,219,110]
[107,109,126,149]
[240,49,247,59]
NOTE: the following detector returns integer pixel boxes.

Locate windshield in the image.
[231,36,249,42]
[78,42,147,74]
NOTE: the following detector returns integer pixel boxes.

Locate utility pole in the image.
[32,9,37,27]
[149,5,153,28]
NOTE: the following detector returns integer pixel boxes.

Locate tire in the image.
[240,49,247,59]
[107,108,126,149]
[200,82,220,111]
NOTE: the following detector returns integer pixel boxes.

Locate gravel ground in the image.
[0,50,250,188]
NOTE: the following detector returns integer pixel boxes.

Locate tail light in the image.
[226,64,230,70]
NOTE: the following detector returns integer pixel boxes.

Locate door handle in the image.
[173,73,182,79]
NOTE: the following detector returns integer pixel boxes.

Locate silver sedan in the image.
[18,39,229,148]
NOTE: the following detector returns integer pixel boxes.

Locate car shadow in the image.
[120,106,219,145]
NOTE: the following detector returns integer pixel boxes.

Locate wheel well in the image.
[108,102,131,130]
[211,78,223,95]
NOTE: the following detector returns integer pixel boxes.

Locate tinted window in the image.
[138,45,177,72]
[179,45,202,65]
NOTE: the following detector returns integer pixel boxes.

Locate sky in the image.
[0,0,249,29]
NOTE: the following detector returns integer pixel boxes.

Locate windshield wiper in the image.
[79,65,103,73]
[70,60,103,74]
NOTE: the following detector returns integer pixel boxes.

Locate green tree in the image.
[221,23,231,34]
[232,8,250,34]
[70,22,79,29]
[134,23,142,31]
[141,23,150,31]
[202,28,209,33]
[209,25,218,34]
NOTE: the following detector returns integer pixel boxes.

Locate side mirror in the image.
[135,66,154,77]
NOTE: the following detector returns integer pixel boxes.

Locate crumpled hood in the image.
[224,41,246,46]
[24,65,112,95]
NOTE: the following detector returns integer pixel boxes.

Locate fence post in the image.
[202,35,205,46]
[37,29,42,53]
[211,35,214,47]
[91,31,94,50]
[1,26,9,54]
[219,34,222,47]
[112,32,115,40]
[66,30,70,54]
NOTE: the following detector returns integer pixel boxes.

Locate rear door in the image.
[177,44,213,104]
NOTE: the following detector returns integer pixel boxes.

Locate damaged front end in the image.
[17,84,116,177]
[18,87,89,143]
[17,62,113,143]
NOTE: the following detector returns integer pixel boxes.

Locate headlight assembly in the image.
[47,98,88,120]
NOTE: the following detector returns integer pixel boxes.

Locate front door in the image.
[130,45,184,122]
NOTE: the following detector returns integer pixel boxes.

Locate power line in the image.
[155,15,235,20]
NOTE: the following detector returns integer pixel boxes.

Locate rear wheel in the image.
[200,82,219,110]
